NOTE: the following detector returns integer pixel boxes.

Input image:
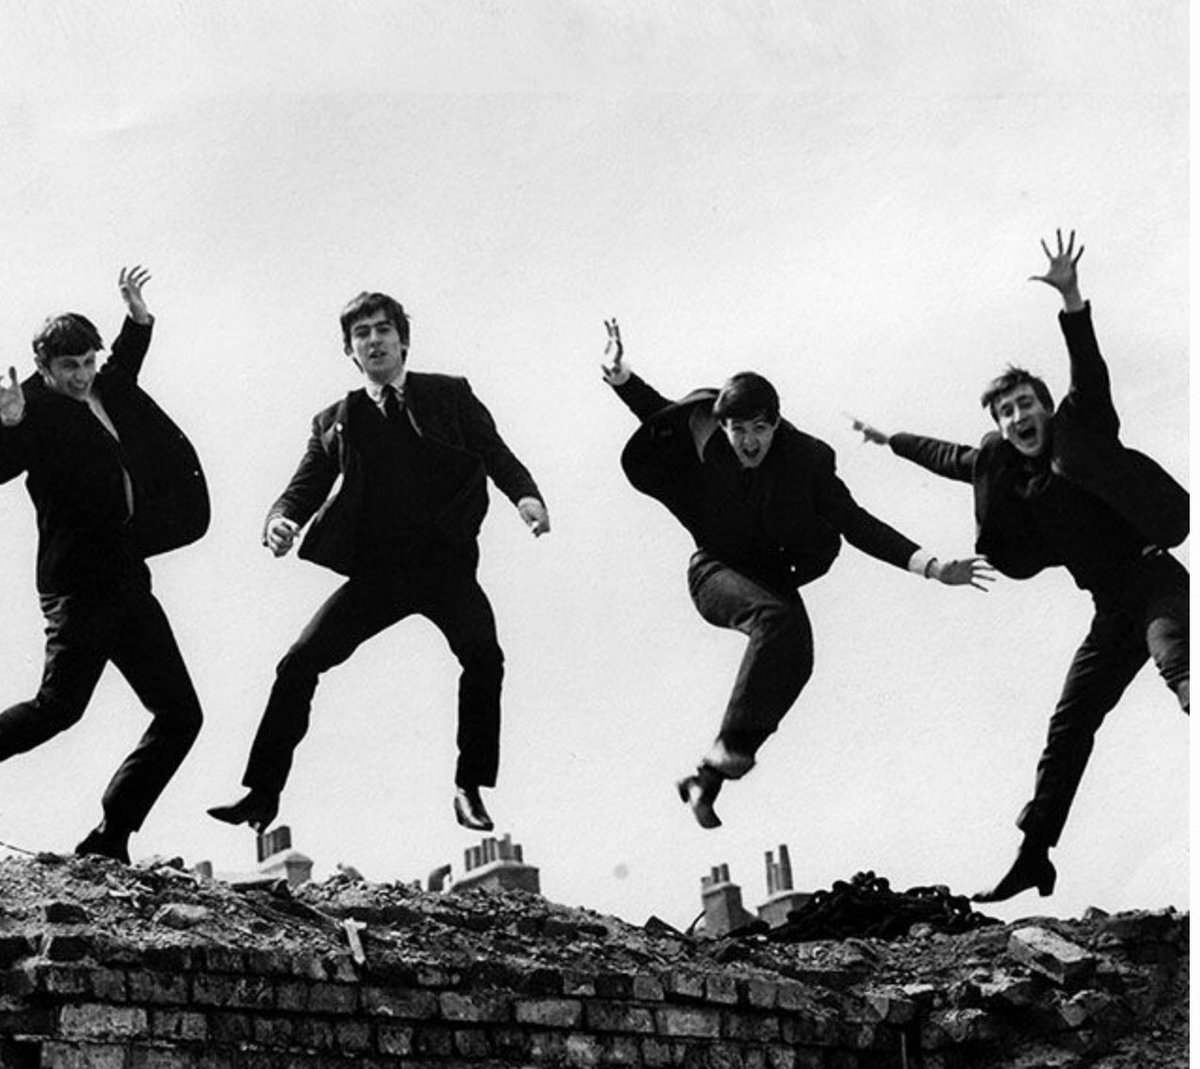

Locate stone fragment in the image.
[1008,926,1096,986]
[1057,989,1124,1030]
[973,970,1039,1008]
[863,986,918,1023]
[153,903,211,929]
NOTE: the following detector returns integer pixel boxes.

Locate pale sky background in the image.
[0,1,1187,931]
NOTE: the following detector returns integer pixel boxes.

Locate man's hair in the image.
[979,366,1054,420]
[339,292,410,350]
[712,371,781,424]
[31,313,103,366]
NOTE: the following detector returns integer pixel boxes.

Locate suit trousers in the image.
[687,551,814,761]
[1017,550,1189,847]
[243,560,504,795]
[0,568,203,831]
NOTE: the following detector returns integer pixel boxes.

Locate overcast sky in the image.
[0,1,1187,930]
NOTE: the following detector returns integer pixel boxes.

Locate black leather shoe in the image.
[207,790,280,833]
[454,787,494,832]
[676,765,724,829]
[972,847,1056,903]
[75,823,131,865]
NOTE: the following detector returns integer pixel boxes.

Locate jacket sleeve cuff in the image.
[907,548,936,577]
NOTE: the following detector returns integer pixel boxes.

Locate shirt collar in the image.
[363,367,407,405]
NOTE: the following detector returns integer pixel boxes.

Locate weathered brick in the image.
[414,964,458,988]
[705,975,738,1005]
[150,1008,207,1041]
[642,1036,674,1067]
[26,963,93,997]
[207,1010,252,1044]
[0,936,36,968]
[515,997,583,1028]
[595,973,632,999]
[743,978,779,1009]
[380,1021,420,1057]
[361,986,437,1018]
[599,1034,640,1065]
[252,1013,295,1045]
[128,970,188,1005]
[309,981,358,1015]
[565,1032,603,1067]
[528,1030,568,1060]
[519,968,564,995]
[242,948,292,976]
[40,932,92,963]
[140,945,200,973]
[922,1008,1003,1049]
[1008,927,1096,987]
[863,987,918,1024]
[40,1040,127,1069]
[655,1006,721,1038]
[662,971,705,1000]
[293,1016,336,1050]
[59,1003,148,1039]
[413,1025,454,1056]
[724,1011,781,1042]
[766,1044,798,1069]
[191,974,271,1010]
[492,1027,533,1058]
[780,1008,841,1046]
[584,1000,655,1034]
[129,1047,197,1069]
[334,1018,371,1052]
[562,970,597,996]
[453,1028,492,1058]
[201,946,245,973]
[275,979,309,1012]
[323,954,358,983]
[438,991,510,1022]
[631,975,665,1002]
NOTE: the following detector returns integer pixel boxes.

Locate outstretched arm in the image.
[105,265,155,383]
[847,414,977,484]
[816,454,994,591]
[600,317,674,422]
[1031,229,1118,436]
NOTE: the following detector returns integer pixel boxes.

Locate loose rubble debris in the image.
[753,870,999,942]
[0,853,1187,1066]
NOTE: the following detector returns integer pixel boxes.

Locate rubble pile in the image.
[0,854,1188,1067]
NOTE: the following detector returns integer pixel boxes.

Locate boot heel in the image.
[1037,862,1057,897]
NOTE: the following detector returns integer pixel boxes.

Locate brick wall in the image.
[0,902,1188,1067]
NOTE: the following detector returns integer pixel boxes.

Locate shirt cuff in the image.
[907,549,936,577]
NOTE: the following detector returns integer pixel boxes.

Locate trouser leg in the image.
[1142,555,1189,712]
[243,579,404,794]
[426,568,504,789]
[103,586,203,831]
[0,593,112,761]
[1016,610,1146,848]
[688,555,814,771]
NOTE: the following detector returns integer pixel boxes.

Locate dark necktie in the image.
[383,384,402,422]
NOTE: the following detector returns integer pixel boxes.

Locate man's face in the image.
[994,383,1051,458]
[720,415,779,468]
[346,310,407,384]
[42,350,98,401]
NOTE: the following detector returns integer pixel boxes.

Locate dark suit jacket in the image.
[268,371,542,576]
[0,318,209,593]
[889,303,1189,580]
[615,374,919,590]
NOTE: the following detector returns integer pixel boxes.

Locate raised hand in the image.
[1029,230,1084,310]
[845,413,890,446]
[600,318,629,386]
[118,265,153,324]
[930,556,996,592]
[0,367,24,427]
